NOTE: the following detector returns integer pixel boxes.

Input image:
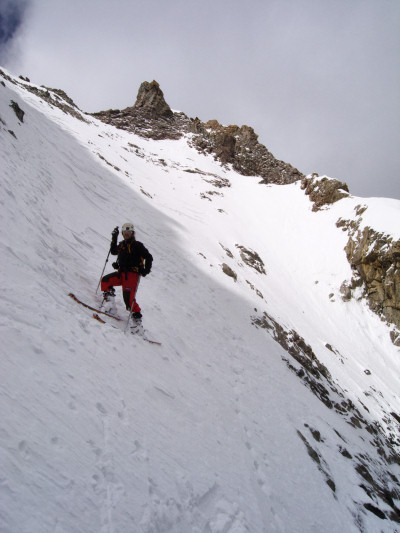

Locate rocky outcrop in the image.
[30,86,88,122]
[9,100,24,122]
[337,213,400,344]
[0,69,88,122]
[92,80,303,185]
[133,80,173,118]
[235,244,266,274]
[301,174,350,211]
[190,120,302,185]
[92,80,187,140]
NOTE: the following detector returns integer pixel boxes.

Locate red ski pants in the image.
[101,271,141,313]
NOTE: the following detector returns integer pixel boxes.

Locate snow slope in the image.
[1,68,399,532]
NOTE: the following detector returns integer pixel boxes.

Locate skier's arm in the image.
[110,227,119,255]
[141,245,153,276]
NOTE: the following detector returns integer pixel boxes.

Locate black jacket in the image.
[111,237,153,275]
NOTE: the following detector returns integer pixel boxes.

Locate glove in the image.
[140,267,150,277]
[112,262,119,270]
[111,226,119,245]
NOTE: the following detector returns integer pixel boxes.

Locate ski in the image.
[68,293,121,321]
[69,293,161,345]
[92,313,108,324]
[132,333,162,346]
[92,312,161,345]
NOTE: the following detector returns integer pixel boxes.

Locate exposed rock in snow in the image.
[252,310,400,522]
[301,174,350,211]
[0,68,88,122]
[9,99,24,122]
[235,244,266,275]
[221,262,238,281]
[190,119,303,185]
[337,209,400,342]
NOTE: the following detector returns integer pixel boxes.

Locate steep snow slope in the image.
[1,70,399,533]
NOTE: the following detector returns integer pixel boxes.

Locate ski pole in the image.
[96,227,118,293]
[125,275,141,332]
[96,246,111,293]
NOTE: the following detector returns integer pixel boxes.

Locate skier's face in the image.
[122,230,133,240]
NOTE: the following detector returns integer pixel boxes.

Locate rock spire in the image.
[133,80,173,118]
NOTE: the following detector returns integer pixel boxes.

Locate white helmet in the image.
[122,222,135,232]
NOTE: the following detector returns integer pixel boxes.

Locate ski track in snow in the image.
[1,68,400,533]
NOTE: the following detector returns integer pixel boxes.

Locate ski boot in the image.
[129,311,144,336]
[101,288,117,316]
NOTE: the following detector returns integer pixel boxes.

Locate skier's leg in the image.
[123,272,143,335]
[101,271,122,292]
[122,272,141,313]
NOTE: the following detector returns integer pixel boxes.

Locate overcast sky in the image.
[1,0,399,199]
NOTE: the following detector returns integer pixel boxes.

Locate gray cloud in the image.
[2,0,400,199]
[0,0,29,58]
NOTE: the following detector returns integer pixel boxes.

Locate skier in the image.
[100,223,153,326]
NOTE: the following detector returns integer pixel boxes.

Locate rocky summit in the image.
[93,80,303,185]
